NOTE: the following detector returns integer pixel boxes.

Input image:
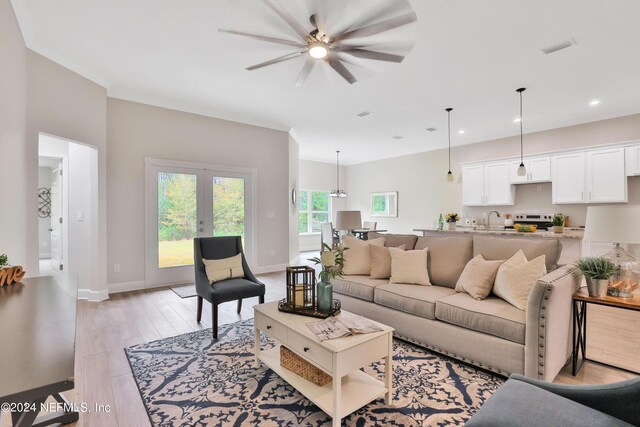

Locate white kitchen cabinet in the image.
[552,147,626,204]
[626,145,640,176]
[587,147,627,203]
[462,162,514,206]
[552,152,586,204]
[461,164,485,206]
[509,156,551,184]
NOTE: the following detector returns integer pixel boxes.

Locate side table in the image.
[572,287,640,375]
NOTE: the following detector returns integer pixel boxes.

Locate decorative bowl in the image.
[514,224,538,233]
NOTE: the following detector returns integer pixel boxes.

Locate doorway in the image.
[145,159,257,286]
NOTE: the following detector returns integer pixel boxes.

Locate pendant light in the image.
[446,107,453,182]
[516,87,527,177]
[329,150,347,198]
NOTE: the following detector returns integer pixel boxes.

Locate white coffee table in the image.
[254,301,394,427]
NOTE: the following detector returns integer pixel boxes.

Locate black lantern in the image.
[285,266,316,308]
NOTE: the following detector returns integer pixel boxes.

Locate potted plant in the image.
[310,243,346,312]
[575,257,620,298]
[445,213,460,231]
[552,214,565,233]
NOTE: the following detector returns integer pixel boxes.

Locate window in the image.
[298,190,330,234]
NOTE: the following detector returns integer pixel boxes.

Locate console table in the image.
[0,275,79,426]
[572,287,640,375]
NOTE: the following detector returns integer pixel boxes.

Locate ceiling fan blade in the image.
[295,58,316,87]
[263,0,310,40]
[246,50,307,71]
[327,55,357,84]
[219,29,306,48]
[310,13,327,38]
[340,48,405,63]
[334,12,417,41]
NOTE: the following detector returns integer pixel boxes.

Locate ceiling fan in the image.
[220,0,417,86]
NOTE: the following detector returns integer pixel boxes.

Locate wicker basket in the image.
[280,346,331,386]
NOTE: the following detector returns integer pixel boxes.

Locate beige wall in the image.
[0,0,28,271]
[107,98,290,285]
[27,51,108,296]
[346,113,640,232]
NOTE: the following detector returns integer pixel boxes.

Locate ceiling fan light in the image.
[517,163,527,177]
[308,44,328,59]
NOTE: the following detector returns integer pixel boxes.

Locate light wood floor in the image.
[8,267,638,426]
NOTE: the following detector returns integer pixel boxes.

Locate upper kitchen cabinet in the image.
[509,156,551,184]
[462,162,514,206]
[552,147,626,204]
[626,144,640,176]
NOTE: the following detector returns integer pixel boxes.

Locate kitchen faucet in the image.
[484,210,501,231]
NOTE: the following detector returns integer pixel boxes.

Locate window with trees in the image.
[298,190,330,234]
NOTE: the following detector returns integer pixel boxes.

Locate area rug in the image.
[169,283,197,299]
[125,320,504,426]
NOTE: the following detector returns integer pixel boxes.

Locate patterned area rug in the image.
[125,320,504,426]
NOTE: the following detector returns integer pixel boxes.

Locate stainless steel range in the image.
[510,212,555,229]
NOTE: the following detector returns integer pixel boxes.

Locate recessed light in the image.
[392,135,403,140]
[458,130,465,134]
[513,117,521,123]
[356,111,371,117]
[589,99,600,106]
[426,127,437,132]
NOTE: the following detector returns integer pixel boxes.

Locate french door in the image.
[145,159,256,286]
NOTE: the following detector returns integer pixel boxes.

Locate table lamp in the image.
[335,211,362,236]
[584,206,640,298]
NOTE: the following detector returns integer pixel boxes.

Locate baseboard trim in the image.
[108,279,190,295]
[77,288,109,302]
[300,244,320,252]
[253,263,290,274]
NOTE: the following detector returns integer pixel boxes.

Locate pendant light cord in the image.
[336,150,340,191]
[519,90,523,164]
[446,107,452,172]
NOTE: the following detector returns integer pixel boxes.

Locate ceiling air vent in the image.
[356,111,371,117]
[541,39,576,55]
[426,127,437,132]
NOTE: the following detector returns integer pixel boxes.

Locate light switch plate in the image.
[76,211,84,221]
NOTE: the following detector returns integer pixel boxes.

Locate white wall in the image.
[37,166,52,258]
[0,0,28,271]
[298,159,348,251]
[345,113,640,232]
[288,135,300,262]
[107,98,290,286]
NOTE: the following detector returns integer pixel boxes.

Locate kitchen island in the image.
[414,227,584,265]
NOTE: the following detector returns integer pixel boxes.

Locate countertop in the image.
[414,227,585,239]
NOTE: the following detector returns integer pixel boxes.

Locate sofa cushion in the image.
[473,235,561,271]
[368,232,418,250]
[374,284,457,320]
[494,250,547,310]
[466,378,633,427]
[389,247,430,286]
[435,293,526,344]
[342,236,385,275]
[332,275,389,302]
[370,244,406,279]
[415,236,473,288]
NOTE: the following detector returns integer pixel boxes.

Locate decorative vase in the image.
[317,280,333,312]
[553,225,564,234]
[586,277,609,298]
[447,222,456,231]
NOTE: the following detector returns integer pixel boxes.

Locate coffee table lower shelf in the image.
[259,345,387,419]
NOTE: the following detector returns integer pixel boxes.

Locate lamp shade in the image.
[335,210,362,231]
[584,206,640,243]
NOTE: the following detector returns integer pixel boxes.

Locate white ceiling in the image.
[13,0,640,164]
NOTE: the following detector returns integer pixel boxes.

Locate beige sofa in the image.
[333,232,582,381]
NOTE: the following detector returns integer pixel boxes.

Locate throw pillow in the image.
[202,253,245,284]
[370,244,406,279]
[389,247,430,286]
[455,254,504,300]
[494,250,547,310]
[342,236,386,275]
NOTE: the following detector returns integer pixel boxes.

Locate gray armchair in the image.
[194,236,265,339]
[467,374,640,426]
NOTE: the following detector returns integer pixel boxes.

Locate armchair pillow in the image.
[369,244,406,279]
[389,247,430,286]
[455,254,504,300]
[202,253,245,284]
[493,249,547,310]
[342,236,385,275]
